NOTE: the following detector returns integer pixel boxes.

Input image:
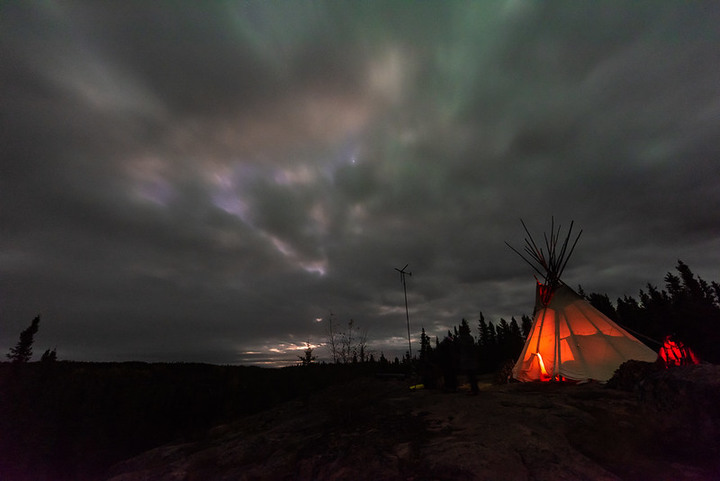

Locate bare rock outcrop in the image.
[107,374,720,480]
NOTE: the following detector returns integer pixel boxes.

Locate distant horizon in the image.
[4,257,718,366]
[7,258,714,368]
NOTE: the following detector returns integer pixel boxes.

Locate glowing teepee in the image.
[508,220,657,382]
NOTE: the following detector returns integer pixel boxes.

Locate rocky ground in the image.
[106,365,720,481]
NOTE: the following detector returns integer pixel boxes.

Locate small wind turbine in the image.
[395,263,412,361]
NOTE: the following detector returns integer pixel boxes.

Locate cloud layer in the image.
[2,1,719,364]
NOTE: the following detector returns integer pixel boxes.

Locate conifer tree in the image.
[477,313,489,347]
[477,321,499,372]
[486,322,497,347]
[298,342,316,366]
[7,315,40,363]
[586,293,618,321]
[458,319,472,338]
[711,282,720,306]
[520,314,533,339]
[379,352,388,365]
[496,318,510,347]
[419,327,432,362]
[509,317,524,357]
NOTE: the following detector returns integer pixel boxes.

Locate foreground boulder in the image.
[638,364,720,457]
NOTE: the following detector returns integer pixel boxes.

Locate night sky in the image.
[2,1,719,365]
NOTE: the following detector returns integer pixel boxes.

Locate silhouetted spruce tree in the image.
[298,343,316,366]
[496,318,510,351]
[639,283,674,341]
[675,260,714,304]
[586,292,619,321]
[458,319,472,338]
[476,320,500,372]
[711,281,720,306]
[7,315,40,363]
[520,314,532,339]
[486,322,497,347]
[379,352,388,366]
[419,327,432,363]
[664,271,684,301]
[508,317,524,357]
[616,294,647,336]
[496,318,524,362]
[665,260,720,362]
[477,313,489,347]
[419,327,437,387]
[510,316,522,337]
[477,315,490,372]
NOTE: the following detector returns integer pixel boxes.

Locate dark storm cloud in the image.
[2,1,719,364]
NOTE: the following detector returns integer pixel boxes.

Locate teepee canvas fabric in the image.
[513,283,658,382]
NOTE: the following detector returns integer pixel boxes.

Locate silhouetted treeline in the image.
[419,315,530,379]
[582,260,720,364]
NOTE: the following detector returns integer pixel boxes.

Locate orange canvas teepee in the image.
[507,219,657,382]
[513,282,657,382]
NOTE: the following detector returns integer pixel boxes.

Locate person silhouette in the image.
[437,335,458,392]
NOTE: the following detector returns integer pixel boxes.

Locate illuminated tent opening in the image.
[507,219,658,382]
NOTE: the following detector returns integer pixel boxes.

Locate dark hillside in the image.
[107,366,720,481]
[3,361,719,481]
[0,361,374,481]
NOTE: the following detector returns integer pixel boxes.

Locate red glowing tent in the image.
[658,335,700,368]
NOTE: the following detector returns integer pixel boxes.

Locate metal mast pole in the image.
[395,264,412,361]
